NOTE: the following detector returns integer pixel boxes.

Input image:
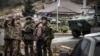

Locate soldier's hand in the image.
[13,14,17,19]
[34,41,37,44]
[6,17,9,20]
[22,28,25,31]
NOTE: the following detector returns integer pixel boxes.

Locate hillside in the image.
[0,0,56,16]
[0,0,96,16]
[0,0,56,9]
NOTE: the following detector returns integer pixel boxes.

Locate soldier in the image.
[4,16,13,56]
[22,16,34,56]
[13,15,22,56]
[11,17,22,56]
[33,19,43,56]
[42,17,54,56]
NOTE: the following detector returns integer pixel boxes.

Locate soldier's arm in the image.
[28,24,34,32]
[4,20,8,28]
[22,23,26,32]
[11,18,15,27]
[20,25,23,37]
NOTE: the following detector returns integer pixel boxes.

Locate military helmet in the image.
[41,17,48,21]
[26,16,32,20]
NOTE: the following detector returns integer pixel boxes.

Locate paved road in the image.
[52,36,81,48]
[53,36,80,43]
[20,36,81,55]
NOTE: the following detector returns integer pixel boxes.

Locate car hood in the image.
[85,32,100,37]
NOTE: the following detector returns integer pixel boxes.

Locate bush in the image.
[60,26,68,33]
[52,26,59,33]
[62,28,68,33]
[51,24,69,33]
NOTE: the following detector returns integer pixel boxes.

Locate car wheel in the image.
[72,30,81,38]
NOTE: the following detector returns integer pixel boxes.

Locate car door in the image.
[94,42,100,56]
[81,39,91,56]
[70,39,91,56]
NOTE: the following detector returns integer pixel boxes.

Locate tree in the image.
[22,0,35,17]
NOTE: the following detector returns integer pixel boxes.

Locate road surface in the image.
[20,36,81,55]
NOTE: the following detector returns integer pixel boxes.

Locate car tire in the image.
[72,30,81,38]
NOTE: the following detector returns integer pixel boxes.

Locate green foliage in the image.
[61,26,68,33]
[51,24,68,33]
[52,26,59,33]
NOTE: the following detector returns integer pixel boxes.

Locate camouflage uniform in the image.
[4,20,13,56]
[11,23,22,56]
[42,24,54,56]
[22,23,34,56]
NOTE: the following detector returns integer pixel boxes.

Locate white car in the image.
[66,32,100,56]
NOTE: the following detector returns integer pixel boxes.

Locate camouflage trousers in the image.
[43,40,52,56]
[23,40,34,56]
[4,39,13,56]
[13,39,21,56]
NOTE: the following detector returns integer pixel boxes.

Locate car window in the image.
[81,39,91,56]
[94,43,100,56]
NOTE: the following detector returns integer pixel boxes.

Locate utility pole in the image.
[57,0,60,30]
[83,0,87,15]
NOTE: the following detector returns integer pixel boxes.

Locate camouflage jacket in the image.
[11,23,22,40]
[4,21,12,39]
[22,23,34,40]
[42,24,54,41]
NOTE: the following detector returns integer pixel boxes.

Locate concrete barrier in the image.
[54,33,72,36]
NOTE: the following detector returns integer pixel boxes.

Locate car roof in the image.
[84,32,100,42]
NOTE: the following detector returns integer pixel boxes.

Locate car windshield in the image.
[94,43,100,56]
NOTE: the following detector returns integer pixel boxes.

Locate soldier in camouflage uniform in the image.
[13,15,22,56]
[11,17,22,56]
[22,16,34,56]
[4,16,13,56]
[42,17,54,56]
